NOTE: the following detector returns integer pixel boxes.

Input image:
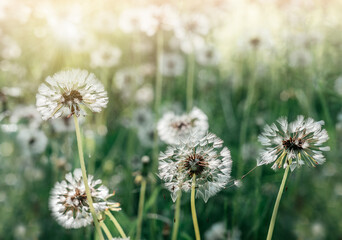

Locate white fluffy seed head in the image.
[49,168,120,229]
[257,115,330,171]
[36,69,108,120]
[157,107,209,145]
[158,132,232,202]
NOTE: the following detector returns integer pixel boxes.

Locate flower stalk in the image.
[73,116,104,240]
[100,221,113,240]
[186,53,195,111]
[136,177,147,240]
[105,210,127,239]
[191,174,201,240]
[266,164,290,240]
[171,190,182,240]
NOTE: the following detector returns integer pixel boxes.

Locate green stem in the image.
[171,191,182,240]
[106,210,128,239]
[154,30,164,118]
[266,165,290,240]
[186,53,195,111]
[100,221,113,240]
[191,174,201,240]
[151,29,164,240]
[136,178,147,240]
[73,116,104,240]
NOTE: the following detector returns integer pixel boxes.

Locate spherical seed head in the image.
[157,107,209,145]
[158,132,232,202]
[257,115,330,171]
[36,69,108,120]
[49,168,121,229]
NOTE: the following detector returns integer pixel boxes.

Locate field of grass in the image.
[0,0,342,239]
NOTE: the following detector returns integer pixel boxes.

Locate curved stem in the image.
[136,178,147,240]
[100,221,113,240]
[186,53,195,111]
[171,190,182,240]
[191,174,201,240]
[266,165,290,240]
[106,210,128,239]
[74,116,104,240]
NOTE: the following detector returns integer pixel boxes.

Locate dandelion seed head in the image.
[257,116,330,171]
[157,107,209,145]
[49,168,121,229]
[135,85,154,106]
[9,105,42,129]
[36,69,108,120]
[159,53,185,77]
[196,44,220,66]
[204,222,227,240]
[158,132,232,202]
[90,43,121,68]
[17,128,47,155]
[289,49,313,68]
[114,68,143,100]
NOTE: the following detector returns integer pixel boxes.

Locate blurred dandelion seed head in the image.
[157,107,209,145]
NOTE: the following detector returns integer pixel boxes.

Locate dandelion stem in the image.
[151,29,164,240]
[154,30,164,118]
[266,164,290,240]
[171,190,182,240]
[105,210,128,239]
[136,178,147,240]
[191,174,201,240]
[187,53,195,111]
[73,116,104,240]
[100,221,113,240]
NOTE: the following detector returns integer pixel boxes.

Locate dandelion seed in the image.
[36,69,108,120]
[157,107,209,145]
[257,115,330,171]
[49,168,121,229]
[158,132,232,202]
[234,180,242,188]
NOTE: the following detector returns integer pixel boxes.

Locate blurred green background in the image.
[0,0,341,239]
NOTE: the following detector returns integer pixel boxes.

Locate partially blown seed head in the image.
[158,132,232,202]
[257,115,330,171]
[49,169,120,229]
